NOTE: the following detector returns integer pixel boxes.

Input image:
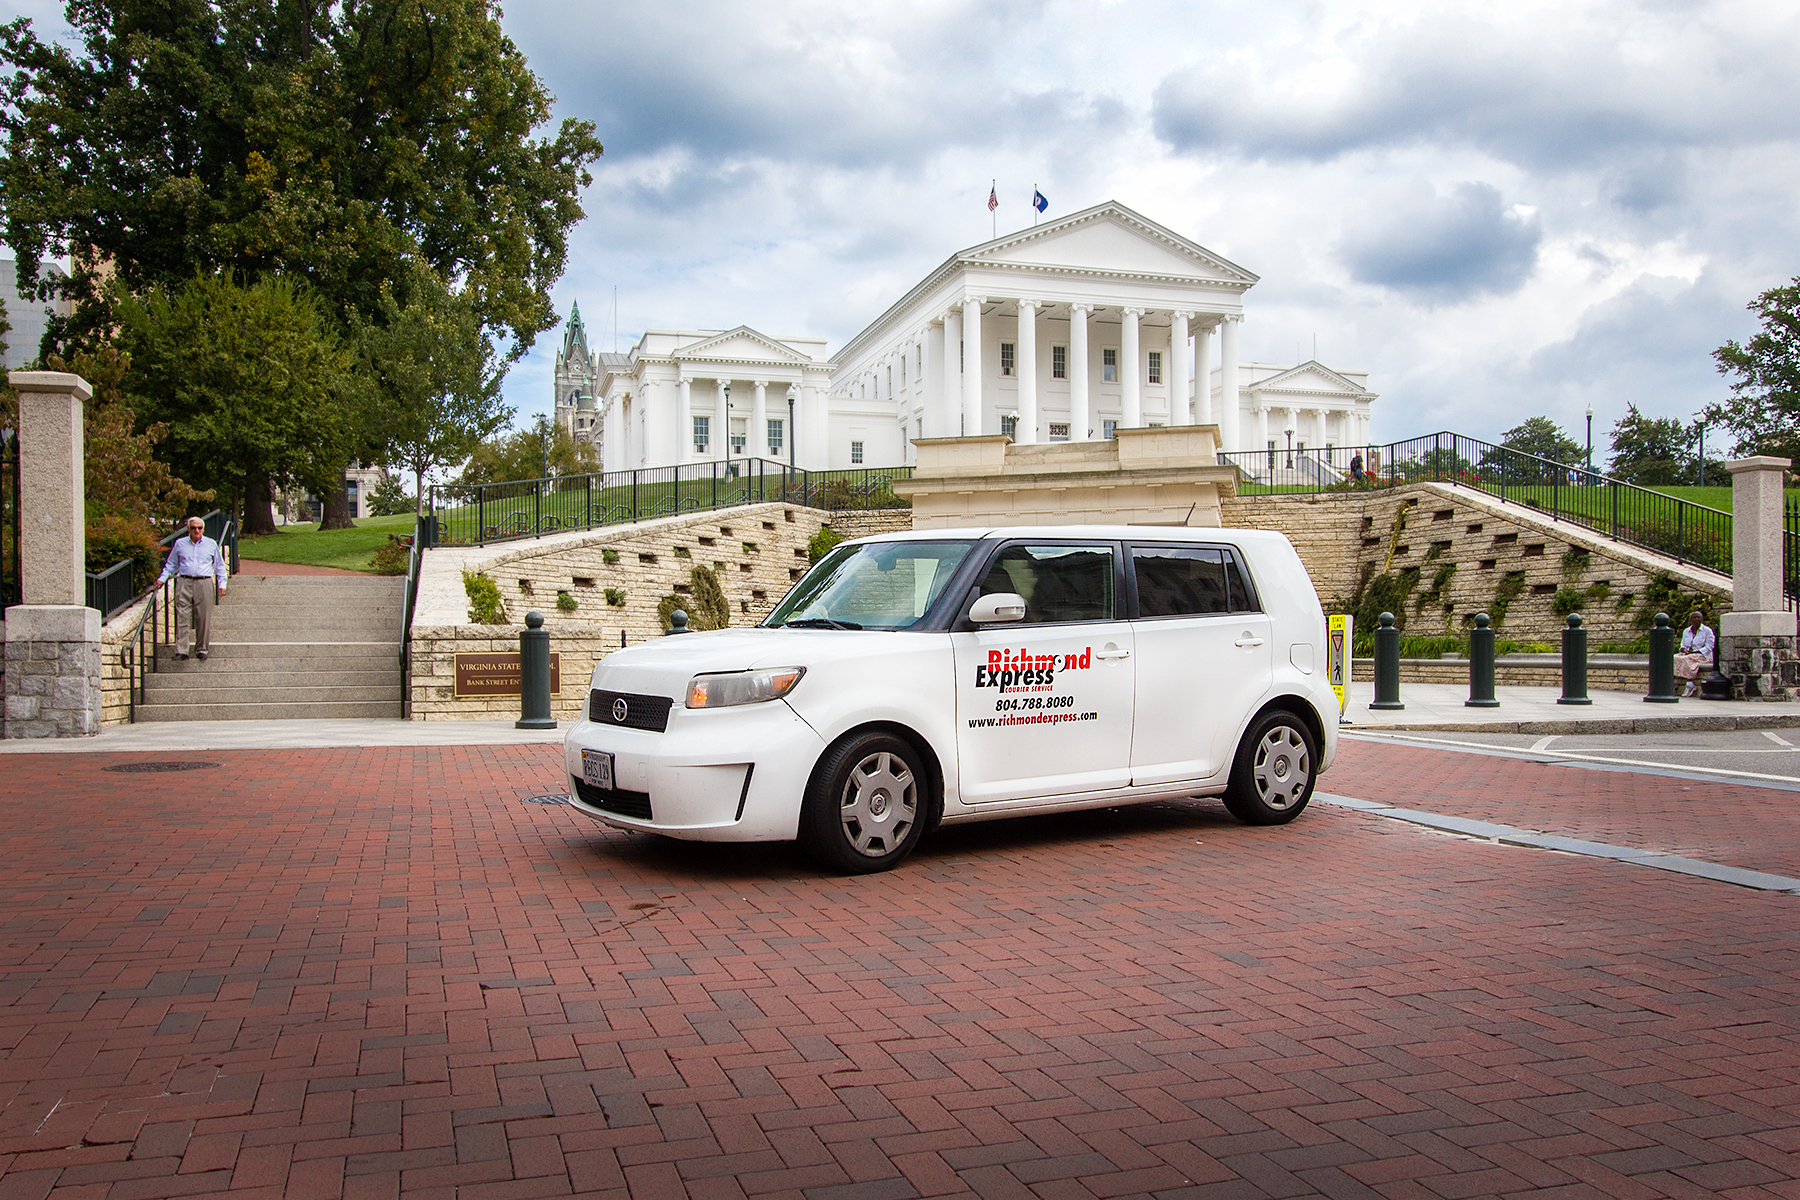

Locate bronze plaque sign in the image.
[453,652,561,698]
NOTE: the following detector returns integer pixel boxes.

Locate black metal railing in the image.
[0,424,18,612]
[1786,496,1799,611]
[400,515,423,718]
[425,458,912,547]
[89,508,240,624]
[116,509,240,720]
[1220,432,1732,575]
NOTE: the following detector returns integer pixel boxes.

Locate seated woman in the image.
[1674,610,1716,697]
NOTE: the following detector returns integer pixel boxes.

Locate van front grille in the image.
[571,778,654,820]
[589,690,674,732]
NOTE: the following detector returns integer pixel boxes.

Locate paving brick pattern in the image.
[0,745,1796,1198]
[1333,738,1800,878]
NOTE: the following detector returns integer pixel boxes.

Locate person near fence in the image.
[1349,452,1364,483]
[1675,609,1715,697]
[156,518,228,661]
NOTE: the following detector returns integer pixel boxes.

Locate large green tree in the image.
[1607,404,1693,486]
[1480,416,1582,485]
[1703,278,1800,461]
[0,0,601,523]
[461,417,597,486]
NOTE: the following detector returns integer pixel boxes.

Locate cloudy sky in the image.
[14,0,1799,455]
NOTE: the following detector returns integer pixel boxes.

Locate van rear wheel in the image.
[1223,711,1316,825]
[800,732,926,874]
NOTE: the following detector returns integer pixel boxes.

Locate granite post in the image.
[3,370,101,737]
[1720,455,1798,700]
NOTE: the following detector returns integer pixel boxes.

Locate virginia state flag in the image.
[1032,189,1048,214]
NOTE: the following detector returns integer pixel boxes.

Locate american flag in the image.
[987,183,998,212]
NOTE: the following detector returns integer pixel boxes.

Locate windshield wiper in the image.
[780,617,864,630]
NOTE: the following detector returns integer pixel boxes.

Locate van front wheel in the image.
[800,732,926,873]
[1223,711,1316,825]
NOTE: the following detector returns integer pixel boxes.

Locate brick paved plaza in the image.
[0,741,1796,1199]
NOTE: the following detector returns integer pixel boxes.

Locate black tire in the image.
[1222,710,1317,825]
[800,732,927,873]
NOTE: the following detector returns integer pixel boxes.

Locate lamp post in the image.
[1585,404,1593,478]
[721,381,731,475]
[786,388,797,468]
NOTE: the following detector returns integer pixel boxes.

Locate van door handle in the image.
[1094,645,1131,660]
[1235,634,1265,648]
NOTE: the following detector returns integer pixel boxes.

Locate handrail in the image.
[1219,431,1733,575]
[117,509,239,721]
[399,515,423,718]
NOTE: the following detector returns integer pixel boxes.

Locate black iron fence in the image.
[1220,432,1733,575]
[1786,496,1799,612]
[1,424,17,611]
[424,458,912,547]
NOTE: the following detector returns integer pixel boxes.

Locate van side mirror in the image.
[968,592,1027,623]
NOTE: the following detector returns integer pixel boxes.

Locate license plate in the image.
[581,749,615,790]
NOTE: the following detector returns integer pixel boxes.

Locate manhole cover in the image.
[518,793,568,806]
[104,761,221,774]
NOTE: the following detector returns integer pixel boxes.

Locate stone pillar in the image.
[5,371,101,738]
[963,296,984,438]
[752,380,769,459]
[1220,316,1241,452]
[1069,304,1091,440]
[1195,322,1213,426]
[1171,312,1191,426]
[942,307,963,438]
[1015,299,1038,444]
[1120,308,1142,429]
[1721,455,1798,699]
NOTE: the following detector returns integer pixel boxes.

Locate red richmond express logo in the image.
[973,646,1092,688]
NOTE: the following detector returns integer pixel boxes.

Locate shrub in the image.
[1586,580,1612,603]
[1550,586,1586,617]
[807,526,843,564]
[1490,571,1528,626]
[556,590,578,612]
[85,514,163,593]
[369,533,410,575]
[657,565,731,632]
[602,548,619,564]
[674,545,691,558]
[463,570,506,624]
[604,588,626,607]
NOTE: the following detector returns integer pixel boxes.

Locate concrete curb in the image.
[1343,712,1800,735]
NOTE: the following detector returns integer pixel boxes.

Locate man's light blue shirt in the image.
[158,536,228,587]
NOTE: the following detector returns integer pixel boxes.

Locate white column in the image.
[1317,408,1329,456]
[1120,308,1142,429]
[675,377,691,466]
[807,381,829,466]
[942,308,963,437]
[1069,304,1091,440]
[1220,316,1241,452]
[924,322,944,438]
[1256,405,1269,464]
[753,380,769,459]
[963,296,984,437]
[1015,299,1038,444]
[1195,323,1214,426]
[715,377,730,461]
[1171,312,1191,426]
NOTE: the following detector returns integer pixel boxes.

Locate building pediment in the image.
[966,202,1258,286]
[672,326,816,368]
[1245,362,1369,396]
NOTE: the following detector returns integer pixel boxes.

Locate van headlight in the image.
[685,667,805,709]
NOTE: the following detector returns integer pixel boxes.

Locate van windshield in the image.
[765,540,975,631]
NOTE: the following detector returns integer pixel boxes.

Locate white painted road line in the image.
[1313,792,1800,894]
[1344,730,1800,784]
[1766,730,1794,747]
[1528,735,1559,752]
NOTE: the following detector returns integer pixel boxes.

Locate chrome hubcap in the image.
[1253,726,1310,810]
[840,751,916,857]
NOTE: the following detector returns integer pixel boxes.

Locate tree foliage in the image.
[1703,278,1800,461]
[460,416,597,486]
[1606,404,1692,486]
[1480,416,1582,484]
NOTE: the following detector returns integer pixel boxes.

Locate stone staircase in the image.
[137,575,405,721]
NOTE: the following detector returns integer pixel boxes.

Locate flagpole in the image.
[1033,183,1038,227]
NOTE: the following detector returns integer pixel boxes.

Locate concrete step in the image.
[230,575,404,589]
[134,699,403,722]
[155,642,398,664]
[143,669,399,691]
[206,619,404,637]
[142,682,402,705]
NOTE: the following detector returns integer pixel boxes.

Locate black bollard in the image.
[1645,612,1679,703]
[1370,612,1404,710]
[666,609,692,635]
[1467,612,1499,707]
[516,610,556,729]
[1558,612,1592,705]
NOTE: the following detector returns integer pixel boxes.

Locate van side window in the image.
[978,544,1116,624]
[1132,546,1228,616]
[1223,549,1261,613]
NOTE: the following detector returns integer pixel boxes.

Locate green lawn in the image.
[238,514,417,572]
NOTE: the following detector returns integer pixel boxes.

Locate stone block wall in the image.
[1221,483,1732,647]
[2,607,102,737]
[1722,635,1800,701]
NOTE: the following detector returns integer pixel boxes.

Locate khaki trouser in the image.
[174,575,215,656]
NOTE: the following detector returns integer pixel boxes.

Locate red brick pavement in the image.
[0,744,1797,1199]
[1333,738,1800,878]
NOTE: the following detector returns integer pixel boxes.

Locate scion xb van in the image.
[563,525,1336,873]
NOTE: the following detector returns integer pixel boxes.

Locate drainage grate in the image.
[103,761,221,774]
[518,792,569,806]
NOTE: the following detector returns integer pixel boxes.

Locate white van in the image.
[563,526,1336,873]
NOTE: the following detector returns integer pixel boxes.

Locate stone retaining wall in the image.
[1357,657,1651,693]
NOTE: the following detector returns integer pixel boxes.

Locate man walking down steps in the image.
[156,517,229,661]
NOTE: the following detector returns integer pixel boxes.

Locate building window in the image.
[1147,351,1162,384]
[1000,342,1015,377]
[1267,440,1277,469]
[1103,419,1118,439]
[917,345,922,375]
[900,357,905,388]
[850,440,864,465]
[1000,414,1018,440]
[693,415,709,454]
[887,366,893,396]
[767,419,783,453]
[1103,348,1117,382]
[1048,422,1070,441]
[730,428,746,455]
[1052,345,1066,379]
